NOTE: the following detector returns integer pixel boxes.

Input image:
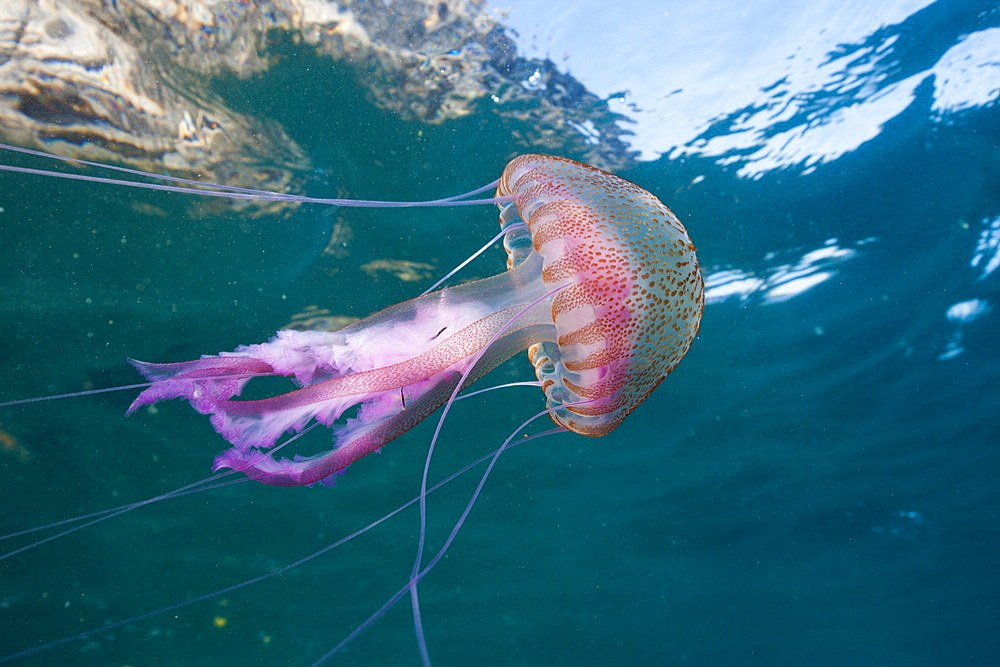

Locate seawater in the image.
[0,4,997,666]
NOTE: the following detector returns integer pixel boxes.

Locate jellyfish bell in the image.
[499,155,704,436]
[124,154,704,487]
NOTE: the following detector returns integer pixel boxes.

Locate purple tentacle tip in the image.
[126,357,276,415]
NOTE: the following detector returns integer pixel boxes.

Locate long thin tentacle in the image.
[0,142,512,207]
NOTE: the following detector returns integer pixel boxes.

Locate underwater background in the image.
[1,1,998,665]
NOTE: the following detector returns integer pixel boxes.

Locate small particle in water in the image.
[213,616,228,628]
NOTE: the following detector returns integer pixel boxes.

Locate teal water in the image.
[1,4,998,666]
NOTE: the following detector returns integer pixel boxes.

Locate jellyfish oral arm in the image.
[128,254,558,487]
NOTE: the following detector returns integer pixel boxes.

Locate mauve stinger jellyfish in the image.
[126,154,705,486]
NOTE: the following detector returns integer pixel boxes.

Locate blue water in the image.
[1,2,997,665]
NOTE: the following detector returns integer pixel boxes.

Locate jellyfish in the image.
[0,149,702,664]
[122,154,704,487]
